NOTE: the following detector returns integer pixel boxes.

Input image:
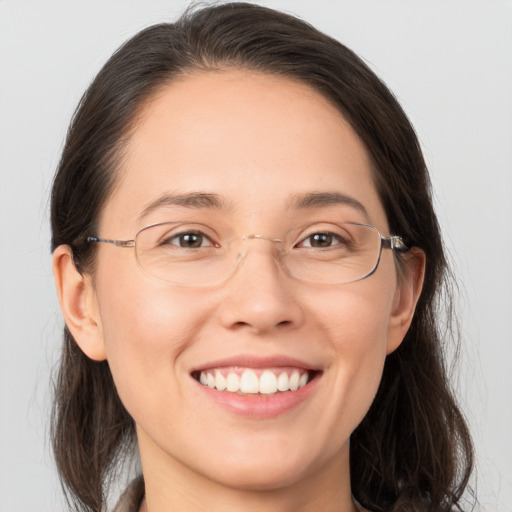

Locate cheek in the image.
[314,281,395,425]
[94,265,213,411]
[317,275,394,357]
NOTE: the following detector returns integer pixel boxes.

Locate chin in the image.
[205,459,311,492]
[192,438,330,493]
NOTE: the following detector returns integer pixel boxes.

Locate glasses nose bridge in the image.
[240,233,284,254]
[242,233,283,244]
[236,233,285,268]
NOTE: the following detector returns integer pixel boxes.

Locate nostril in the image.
[234,321,249,327]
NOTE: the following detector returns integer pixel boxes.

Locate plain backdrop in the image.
[0,1,511,511]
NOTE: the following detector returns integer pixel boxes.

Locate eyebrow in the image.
[139,192,229,220]
[287,192,369,219]
[139,190,369,221]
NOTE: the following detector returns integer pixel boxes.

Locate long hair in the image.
[50,3,474,511]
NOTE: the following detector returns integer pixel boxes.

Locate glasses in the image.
[87,221,408,286]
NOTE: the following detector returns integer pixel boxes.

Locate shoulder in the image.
[113,476,145,512]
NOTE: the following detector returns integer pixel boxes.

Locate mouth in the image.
[190,356,322,418]
[192,367,320,395]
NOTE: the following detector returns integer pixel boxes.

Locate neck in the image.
[137,428,358,512]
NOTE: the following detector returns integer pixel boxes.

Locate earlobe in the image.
[52,245,107,361]
[386,248,426,354]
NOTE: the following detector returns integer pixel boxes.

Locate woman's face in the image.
[76,70,417,492]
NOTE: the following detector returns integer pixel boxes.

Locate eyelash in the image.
[164,231,217,248]
[296,232,345,249]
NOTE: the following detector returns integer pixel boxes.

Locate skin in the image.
[53,70,425,512]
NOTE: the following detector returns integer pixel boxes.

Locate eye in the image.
[297,232,343,249]
[166,231,215,248]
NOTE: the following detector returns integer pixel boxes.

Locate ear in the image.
[52,245,107,361]
[386,248,426,354]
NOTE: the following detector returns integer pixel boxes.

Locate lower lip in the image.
[193,375,319,419]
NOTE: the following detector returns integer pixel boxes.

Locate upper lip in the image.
[190,354,321,373]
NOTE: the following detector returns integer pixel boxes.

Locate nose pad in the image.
[218,235,303,333]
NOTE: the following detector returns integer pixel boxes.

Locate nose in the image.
[217,238,304,334]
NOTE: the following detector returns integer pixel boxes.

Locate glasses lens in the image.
[134,222,382,286]
[284,223,382,284]
[135,222,234,286]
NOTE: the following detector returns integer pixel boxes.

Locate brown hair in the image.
[51,3,474,511]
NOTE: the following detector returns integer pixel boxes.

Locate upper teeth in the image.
[199,369,309,395]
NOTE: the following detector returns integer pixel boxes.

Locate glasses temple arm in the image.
[86,236,135,248]
[381,235,408,252]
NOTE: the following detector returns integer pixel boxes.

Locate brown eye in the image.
[311,233,331,247]
[168,232,211,248]
[300,232,341,248]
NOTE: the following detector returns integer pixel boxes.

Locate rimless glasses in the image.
[87,221,408,287]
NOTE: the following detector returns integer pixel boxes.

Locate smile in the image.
[196,368,311,395]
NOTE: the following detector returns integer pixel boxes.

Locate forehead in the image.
[102,69,386,233]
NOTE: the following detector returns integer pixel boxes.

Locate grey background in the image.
[0,1,511,510]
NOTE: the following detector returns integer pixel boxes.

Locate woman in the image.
[50,3,474,511]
